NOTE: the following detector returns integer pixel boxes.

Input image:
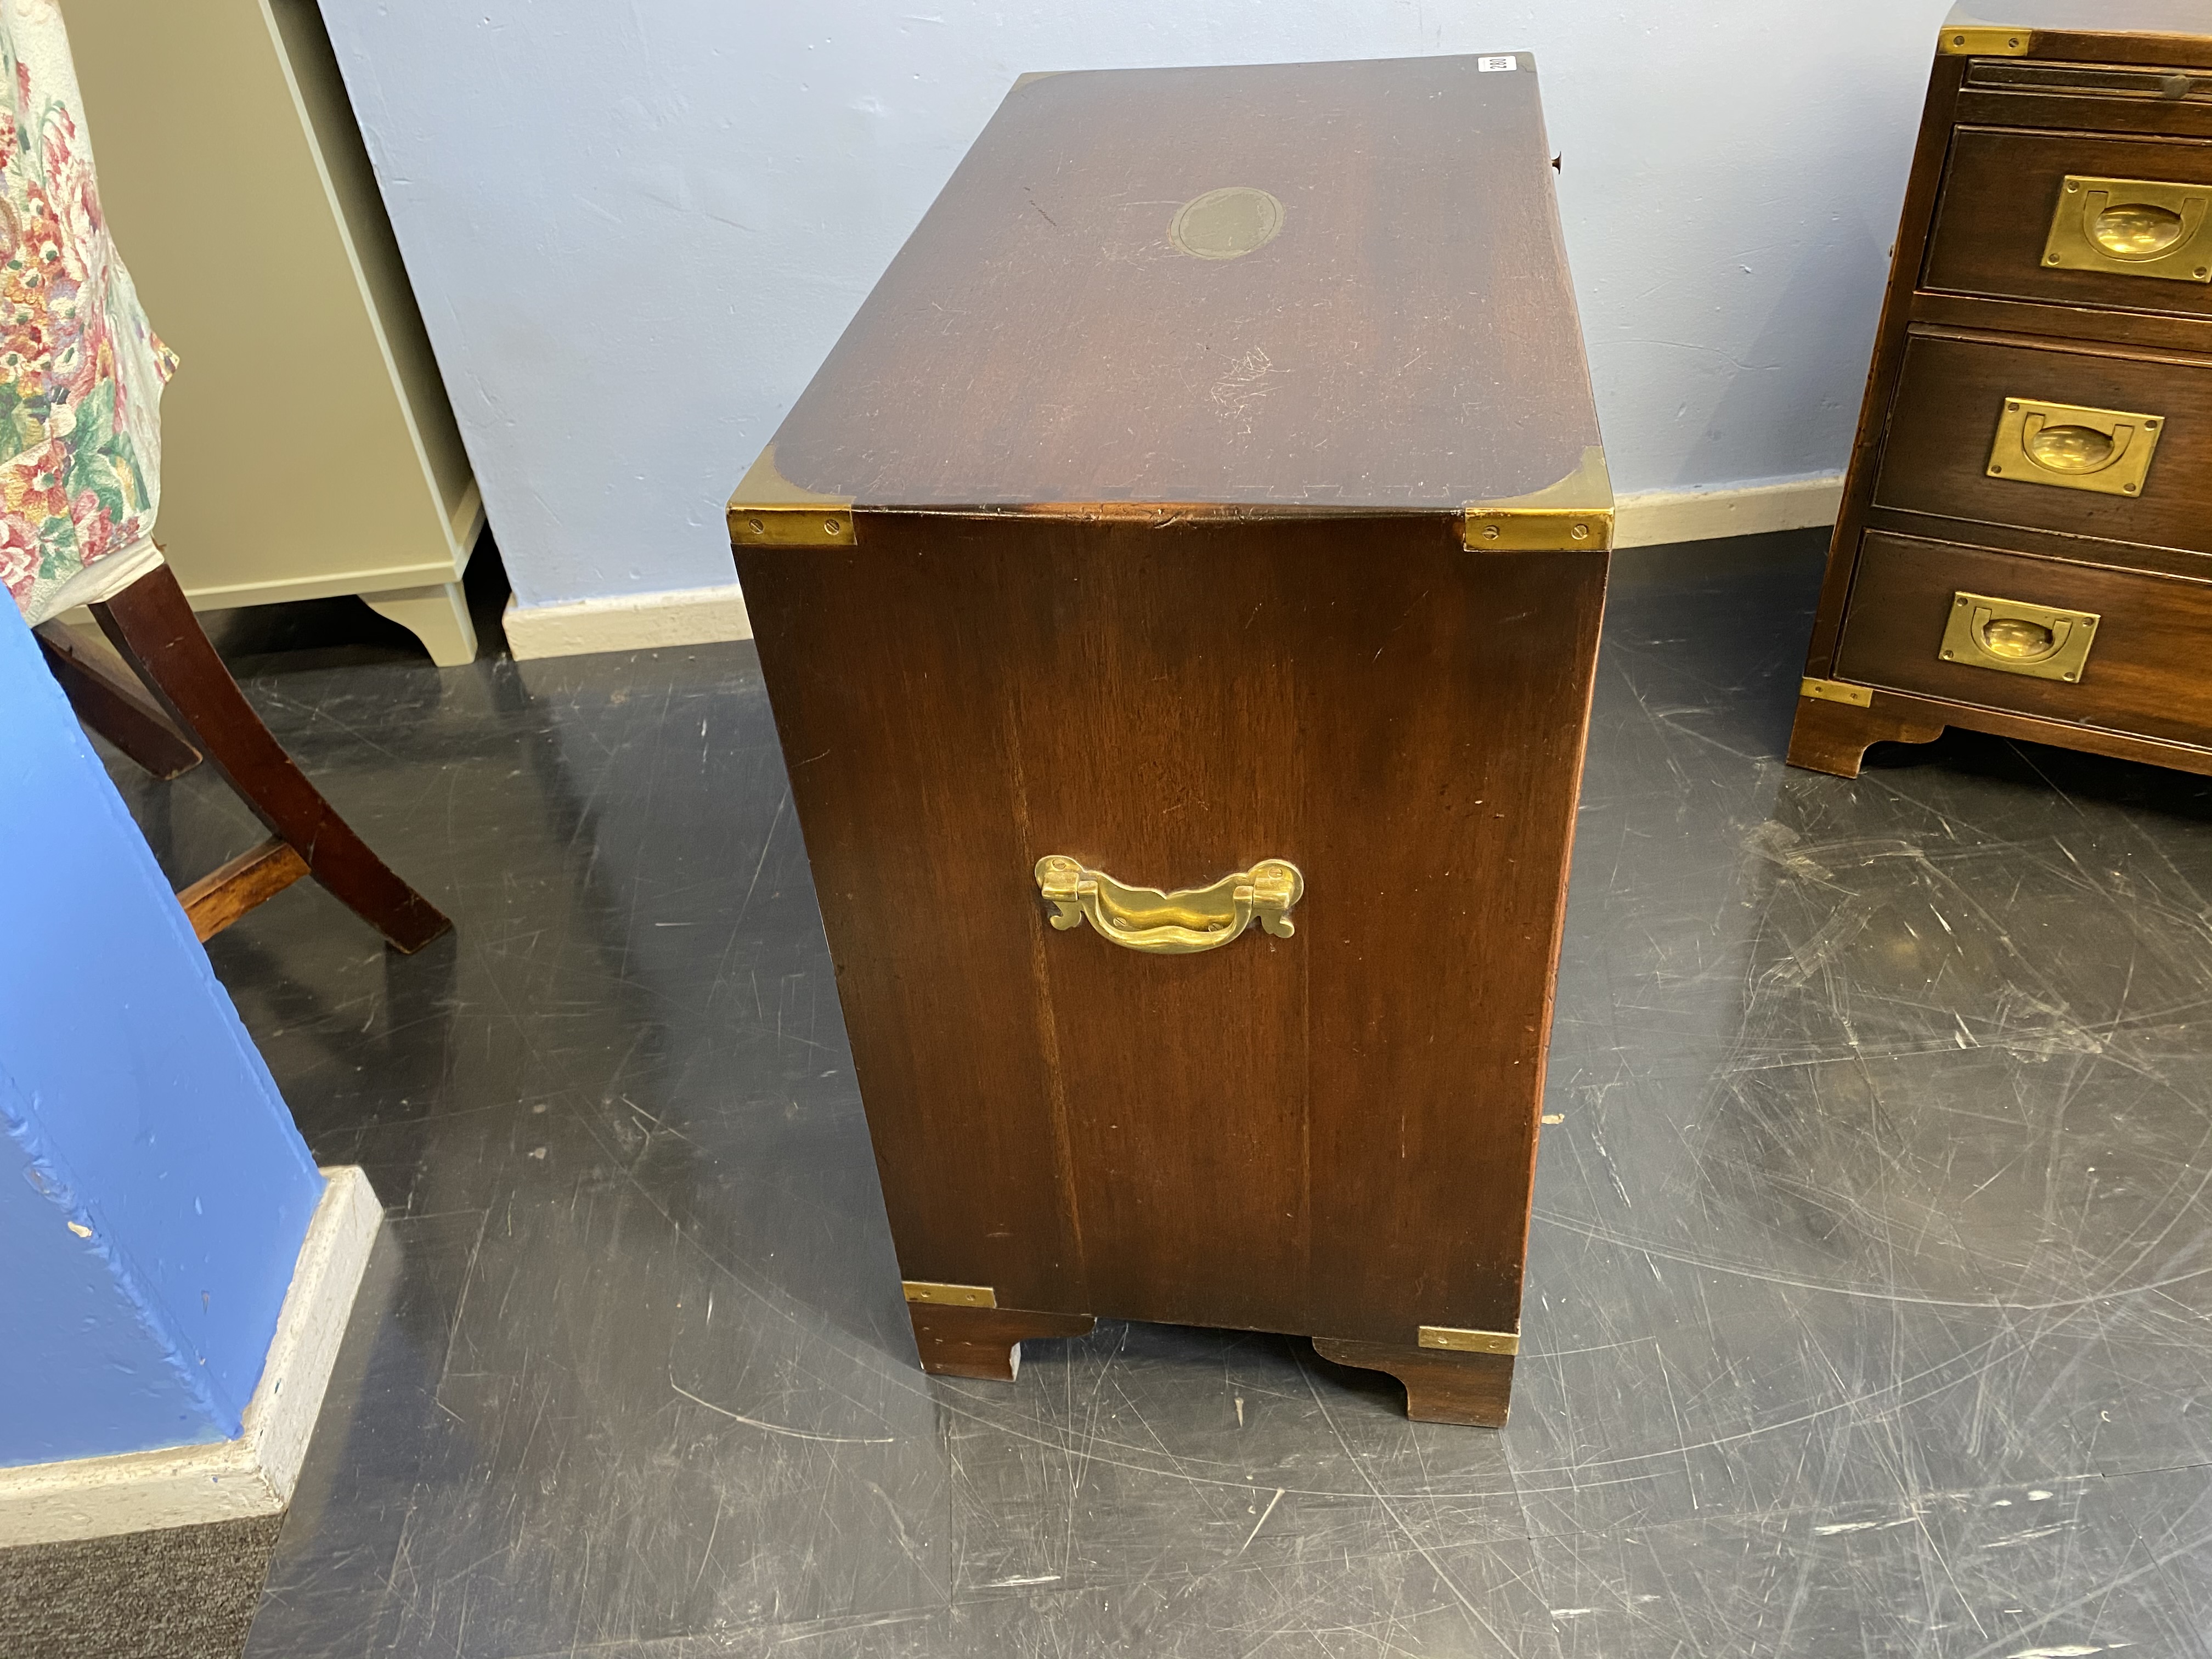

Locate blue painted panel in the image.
[0,1081,227,1462]
[0,605,324,1466]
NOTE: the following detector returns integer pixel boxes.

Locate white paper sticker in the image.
[1477,55,1517,72]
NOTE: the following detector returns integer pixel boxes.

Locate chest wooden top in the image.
[1948,1,2212,41]
[737,54,1602,516]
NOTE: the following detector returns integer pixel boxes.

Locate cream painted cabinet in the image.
[64,0,484,664]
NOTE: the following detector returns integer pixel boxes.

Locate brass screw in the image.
[2147,419,2160,429]
[2007,402,2021,410]
[2008,36,2020,48]
[747,517,764,533]
[2047,254,2062,264]
[1991,465,2004,475]
[1571,523,1590,540]
[1943,649,1955,659]
[826,519,842,535]
[1953,33,1966,45]
[1481,524,1500,541]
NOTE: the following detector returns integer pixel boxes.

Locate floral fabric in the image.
[0,0,172,627]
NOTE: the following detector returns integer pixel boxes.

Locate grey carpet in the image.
[0,1514,282,1659]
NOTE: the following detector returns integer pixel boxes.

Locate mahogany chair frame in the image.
[34,563,451,951]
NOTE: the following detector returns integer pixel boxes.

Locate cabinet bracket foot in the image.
[1313,1335,1516,1427]
[907,1302,1094,1382]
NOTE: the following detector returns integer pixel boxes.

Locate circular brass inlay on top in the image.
[1170,187,1285,261]
[2026,422,2115,473]
[2092,201,2187,258]
[1980,618,2056,661]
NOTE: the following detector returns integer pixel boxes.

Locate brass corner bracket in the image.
[1463,446,1615,551]
[1939,25,2032,55]
[728,443,856,548]
[1801,677,1872,708]
[903,1280,997,1308]
[1419,1325,1520,1356]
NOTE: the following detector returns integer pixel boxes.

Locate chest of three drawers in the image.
[1792,8,2212,779]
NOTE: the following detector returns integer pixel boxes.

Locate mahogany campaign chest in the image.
[1793,2,2212,779]
[730,54,1609,1425]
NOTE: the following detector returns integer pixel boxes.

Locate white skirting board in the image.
[1613,471,1843,549]
[0,1166,382,1548]
[495,476,1843,662]
[504,583,753,661]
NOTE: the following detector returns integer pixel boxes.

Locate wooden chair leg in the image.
[89,564,453,953]
[35,619,204,780]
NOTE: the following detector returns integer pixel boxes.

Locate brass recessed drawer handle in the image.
[1939,590,2100,683]
[1987,397,2163,497]
[2043,175,2212,285]
[1034,855,1303,955]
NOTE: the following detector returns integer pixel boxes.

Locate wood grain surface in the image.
[1311,1338,1516,1427]
[1927,127,2212,321]
[1802,53,1971,673]
[1837,529,2212,746]
[1942,2,2212,71]
[1869,683,2212,776]
[1908,290,2212,360]
[904,1305,1097,1383]
[1800,16,2212,780]
[33,620,204,780]
[1784,692,1950,778]
[758,55,1600,511]
[1952,85,2212,142]
[1864,498,2212,585]
[1949,0,2212,40]
[90,563,453,953]
[178,837,311,942]
[1875,329,2212,557]
[738,511,1606,1351]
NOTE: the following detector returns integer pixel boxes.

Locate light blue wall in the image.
[0,606,324,1467]
[316,0,1946,614]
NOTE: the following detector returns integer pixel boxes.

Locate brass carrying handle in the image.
[2076,188,2207,262]
[2044,175,2212,284]
[2019,410,2136,476]
[1970,603,2070,663]
[1987,397,2164,498]
[1938,589,2100,684]
[1034,855,1303,955]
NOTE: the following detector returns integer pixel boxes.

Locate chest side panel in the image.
[741,515,1606,1342]
[1300,541,1607,1345]
[735,530,1090,1315]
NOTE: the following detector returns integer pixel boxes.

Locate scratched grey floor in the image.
[94,531,2212,1657]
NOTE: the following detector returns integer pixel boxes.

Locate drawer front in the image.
[1876,331,2212,557]
[1837,530,2212,747]
[1927,128,2212,317]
